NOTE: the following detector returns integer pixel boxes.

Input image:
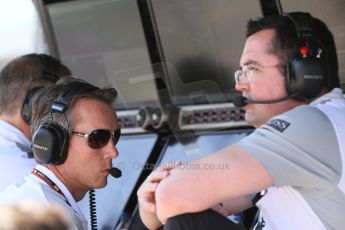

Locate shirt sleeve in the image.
[236,105,342,189]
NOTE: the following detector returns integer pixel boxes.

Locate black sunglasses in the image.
[71,128,121,149]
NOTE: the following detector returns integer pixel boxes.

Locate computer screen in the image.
[46,0,160,109]
[150,0,263,105]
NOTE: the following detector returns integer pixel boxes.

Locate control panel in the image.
[178,103,249,130]
[117,103,250,134]
[117,109,147,134]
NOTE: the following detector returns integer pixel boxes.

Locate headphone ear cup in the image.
[32,123,69,165]
[283,12,329,100]
[286,54,326,100]
[21,87,43,124]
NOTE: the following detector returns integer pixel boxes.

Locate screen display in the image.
[46,0,160,109]
[150,0,262,105]
[159,131,249,165]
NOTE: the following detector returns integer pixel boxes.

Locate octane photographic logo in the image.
[131,161,231,171]
[114,161,126,172]
[33,144,49,151]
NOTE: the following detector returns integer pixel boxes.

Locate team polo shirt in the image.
[237,88,345,229]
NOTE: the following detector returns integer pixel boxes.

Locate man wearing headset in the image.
[138,12,345,229]
[0,54,71,191]
[0,77,121,230]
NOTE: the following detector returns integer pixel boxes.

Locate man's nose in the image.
[104,140,119,159]
[235,78,250,92]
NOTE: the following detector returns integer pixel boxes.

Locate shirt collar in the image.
[35,164,87,222]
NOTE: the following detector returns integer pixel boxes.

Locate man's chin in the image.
[245,112,259,127]
[93,178,108,189]
[244,111,252,123]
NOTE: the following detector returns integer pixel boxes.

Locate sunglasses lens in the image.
[88,130,111,149]
[112,128,121,146]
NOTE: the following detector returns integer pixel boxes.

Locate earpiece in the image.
[21,54,62,124]
[32,80,99,165]
[284,12,328,100]
[21,86,43,124]
[32,122,69,165]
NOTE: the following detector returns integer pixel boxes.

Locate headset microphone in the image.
[233,94,298,108]
[110,167,122,178]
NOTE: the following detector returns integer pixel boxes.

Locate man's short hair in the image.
[0,53,71,115]
[31,77,118,135]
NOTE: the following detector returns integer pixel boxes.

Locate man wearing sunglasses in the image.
[0,77,120,230]
[138,12,345,230]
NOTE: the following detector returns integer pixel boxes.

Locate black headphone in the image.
[32,80,99,165]
[21,54,62,124]
[284,12,328,100]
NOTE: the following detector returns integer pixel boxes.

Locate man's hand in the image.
[137,161,180,229]
[137,169,169,213]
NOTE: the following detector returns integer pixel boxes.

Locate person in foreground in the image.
[0,77,121,230]
[137,12,345,230]
[0,202,73,230]
[0,53,71,190]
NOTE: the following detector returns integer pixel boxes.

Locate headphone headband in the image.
[283,12,313,39]
[51,80,99,113]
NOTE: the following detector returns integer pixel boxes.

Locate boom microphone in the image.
[110,167,122,178]
[233,94,297,107]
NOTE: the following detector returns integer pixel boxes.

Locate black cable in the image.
[89,189,98,230]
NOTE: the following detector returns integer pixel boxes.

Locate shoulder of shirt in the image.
[273,105,327,123]
[0,175,65,205]
[257,105,330,134]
